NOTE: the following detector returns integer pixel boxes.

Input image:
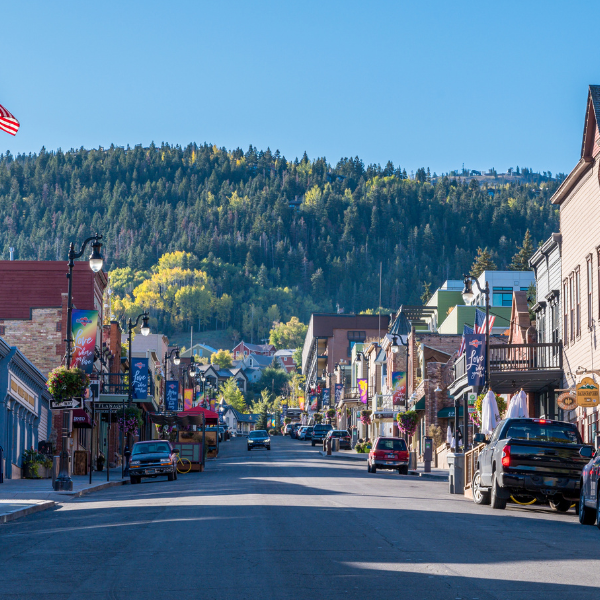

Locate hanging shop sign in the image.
[557,391,577,412]
[392,371,406,405]
[576,377,599,408]
[358,379,368,405]
[70,309,98,374]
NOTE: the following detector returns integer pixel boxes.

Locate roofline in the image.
[550,158,592,206]
[529,233,561,269]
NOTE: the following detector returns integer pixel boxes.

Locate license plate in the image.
[385,461,397,465]
[146,469,156,474]
[386,454,395,459]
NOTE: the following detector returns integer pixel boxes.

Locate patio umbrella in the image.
[481,390,500,435]
[446,425,453,445]
[506,390,528,419]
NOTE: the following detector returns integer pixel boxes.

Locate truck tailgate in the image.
[506,440,587,477]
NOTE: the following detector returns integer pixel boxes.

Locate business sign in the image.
[50,397,84,410]
[184,388,193,411]
[468,392,477,406]
[358,378,368,405]
[70,309,98,374]
[310,395,318,411]
[335,383,343,404]
[322,388,331,407]
[94,402,126,412]
[465,334,486,388]
[391,371,406,405]
[166,380,179,411]
[131,358,149,400]
[557,391,577,412]
[576,377,599,408]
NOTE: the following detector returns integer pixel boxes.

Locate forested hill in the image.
[0,144,560,338]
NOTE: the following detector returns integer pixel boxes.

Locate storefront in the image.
[0,338,52,479]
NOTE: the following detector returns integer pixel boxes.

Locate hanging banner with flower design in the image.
[70,309,98,374]
[358,379,368,404]
[184,388,193,411]
[392,371,406,405]
[131,358,148,400]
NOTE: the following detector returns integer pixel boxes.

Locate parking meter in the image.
[423,436,433,473]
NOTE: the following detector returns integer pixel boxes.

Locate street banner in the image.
[282,404,288,416]
[391,371,406,405]
[465,334,486,387]
[358,378,368,404]
[335,383,343,404]
[310,395,318,411]
[184,388,193,411]
[322,388,331,407]
[166,380,179,411]
[299,397,305,411]
[70,309,98,373]
[195,390,202,406]
[131,358,149,400]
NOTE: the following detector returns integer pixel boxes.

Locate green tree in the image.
[420,282,432,304]
[470,247,497,278]
[252,366,290,396]
[509,229,535,271]
[269,316,308,349]
[211,349,233,369]
[219,378,247,413]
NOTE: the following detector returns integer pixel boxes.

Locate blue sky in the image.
[1,1,599,176]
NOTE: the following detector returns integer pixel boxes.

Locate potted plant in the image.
[46,366,90,403]
[22,448,41,478]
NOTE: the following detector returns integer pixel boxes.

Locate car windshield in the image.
[132,442,171,455]
[504,423,582,445]
[314,425,333,431]
[249,430,268,438]
[333,431,349,437]
[376,439,407,451]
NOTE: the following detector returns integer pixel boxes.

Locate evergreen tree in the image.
[509,229,535,271]
[470,248,497,278]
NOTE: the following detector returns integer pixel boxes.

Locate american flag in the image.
[458,324,474,355]
[0,103,20,136]
[474,307,495,334]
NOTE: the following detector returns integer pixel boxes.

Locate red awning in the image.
[177,406,219,424]
[72,409,92,428]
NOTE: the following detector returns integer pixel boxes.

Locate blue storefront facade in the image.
[0,338,52,479]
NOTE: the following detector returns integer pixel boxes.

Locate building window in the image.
[537,310,545,343]
[563,280,569,344]
[569,275,574,341]
[56,322,62,332]
[588,256,594,329]
[551,303,559,353]
[492,287,514,307]
[347,331,366,357]
[0,325,4,335]
[576,267,581,337]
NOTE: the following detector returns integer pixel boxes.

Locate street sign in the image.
[468,393,477,406]
[50,397,84,410]
[94,402,126,412]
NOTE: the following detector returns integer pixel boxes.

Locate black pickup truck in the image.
[472,418,593,511]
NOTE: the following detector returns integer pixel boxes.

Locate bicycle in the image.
[176,456,192,474]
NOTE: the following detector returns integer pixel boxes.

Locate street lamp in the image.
[124,311,150,476]
[462,274,491,388]
[55,233,104,492]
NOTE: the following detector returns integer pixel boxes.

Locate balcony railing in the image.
[99,372,155,397]
[453,342,562,380]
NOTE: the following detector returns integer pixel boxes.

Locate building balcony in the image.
[451,342,563,394]
[98,372,155,399]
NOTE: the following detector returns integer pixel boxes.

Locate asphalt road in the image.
[2,436,600,600]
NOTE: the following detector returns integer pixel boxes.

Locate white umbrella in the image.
[481,390,500,435]
[446,425,453,445]
[506,390,528,419]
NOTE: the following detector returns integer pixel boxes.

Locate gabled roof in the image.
[250,354,274,367]
[235,341,275,353]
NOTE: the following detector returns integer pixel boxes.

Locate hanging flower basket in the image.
[471,392,506,428]
[326,409,336,419]
[314,413,323,423]
[46,366,90,402]
[397,410,419,436]
[360,409,372,425]
[119,406,143,436]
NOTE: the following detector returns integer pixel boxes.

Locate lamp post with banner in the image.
[163,347,180,409]
[55,233,104,492]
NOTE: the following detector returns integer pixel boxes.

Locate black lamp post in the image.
[124,311,150,476]
[461,274,491,388]
[163,347,180,410]
[55,233,103,492]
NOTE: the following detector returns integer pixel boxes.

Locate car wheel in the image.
[579,486,596,525]
[311,440,315,446]
[167,471,175,482]
[399,466,409,475]
[472,470,490,505]
[247,446,251,451]
[490,472,506,509]
[367,462,372,473]
[371,464,377,474]
[267,446,271,451]
[130,476,139,485]
[549,497,571,513]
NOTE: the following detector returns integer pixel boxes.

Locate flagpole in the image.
[484,283,491,390]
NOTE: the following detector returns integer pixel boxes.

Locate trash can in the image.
[448,453,465,494]
[332,439,339,452]
[409,451,418,470]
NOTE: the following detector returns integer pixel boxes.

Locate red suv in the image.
[368,437,409,475]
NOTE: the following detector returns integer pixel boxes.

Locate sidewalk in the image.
[0,468,127,522]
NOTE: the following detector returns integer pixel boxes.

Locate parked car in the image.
[472,418,590,511]
[290,423,303,439]
[367,437,409,474]
[311,423,333,446]
[324,429,352,450]
[579,445,600,525]
[248,429,271,451]
[283,423,293,435]
[128,440,179,484]
[299,426,314,440]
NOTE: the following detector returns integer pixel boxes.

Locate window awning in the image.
[437,406,464,418]
[414,397,425,411]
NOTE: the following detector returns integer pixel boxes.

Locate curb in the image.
[56,479,128,498]
[0,501,56,524]
[408,470,449,482]
[318,451,368,461]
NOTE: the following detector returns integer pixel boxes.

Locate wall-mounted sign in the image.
[557,391,577,412]
[577,377,599,408]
